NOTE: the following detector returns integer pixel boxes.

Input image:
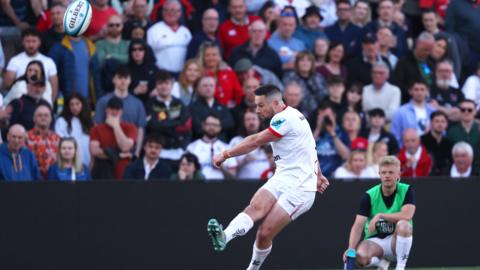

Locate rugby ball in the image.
[63,0,92,36]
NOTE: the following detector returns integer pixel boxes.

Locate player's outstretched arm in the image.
[367,204,416,233]
[343,215,367,262]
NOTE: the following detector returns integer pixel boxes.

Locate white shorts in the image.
[366,235,396,262]
[260,177,316,221]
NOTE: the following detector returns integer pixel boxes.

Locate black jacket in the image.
[228,42,283,79]
[123,158,172,180]
[360,128,399,155]
[189,97,235,141]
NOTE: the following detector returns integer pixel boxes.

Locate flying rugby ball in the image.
[63,0,92,36]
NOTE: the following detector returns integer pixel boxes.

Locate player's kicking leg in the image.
[391,220,413,270]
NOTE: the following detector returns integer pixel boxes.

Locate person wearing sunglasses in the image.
[95,15,130,69]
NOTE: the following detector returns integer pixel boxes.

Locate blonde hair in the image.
[368,141,388,165]
[378,155,401,169]
[179,59,202,89]
[344,149,367,171]
[195,42,228,71]
[57,137,83,173]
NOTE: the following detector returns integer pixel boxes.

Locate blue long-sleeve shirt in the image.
[0,144,41,181]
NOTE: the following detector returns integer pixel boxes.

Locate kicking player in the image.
[208,84,330,270]
[343,156,415,270]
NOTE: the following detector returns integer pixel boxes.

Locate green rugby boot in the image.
[207,218,227,251]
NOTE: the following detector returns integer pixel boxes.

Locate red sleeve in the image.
[123,124,138,141]
[90,125,100,141]
[231,70,244,105]
[268,127,283,138]
[217,22,228,51]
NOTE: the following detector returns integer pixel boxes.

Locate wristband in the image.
[222,150,231,159]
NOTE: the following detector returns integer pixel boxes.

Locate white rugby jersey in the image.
[267,106,318,191]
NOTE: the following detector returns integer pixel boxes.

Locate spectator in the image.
[189,76,235,140]
[283,82,303,113]
[186,113,237,180]
[95,15,131,69]
[186,8,220,60]
[149,0,194,24]
[325,75,347,118]
[123,135,173,180]
[313,37,329,69]
[47,137,91,181]
[362,62,401,121]
[127,39,159,105]
[258,0,279,33]
[430,35,461,87]
[55,93,93,167]
[126,20,147,40]
[429,60,464,122]
[3,60,53,106]
[393,32,435,103]
[90,97,138,180]
[171,59,202,106]
[273,0,309,18]
[342,110,368,150]
[197,42,244,108]
[229,111,270,179]
[0,124,41,181]
[325,0,362,58]
[232,76,260,125]
[122,0,152,40]
[145,70,191,163]
[95,66,146,156]
[40,3,66,55]
[450,142,475,178]
[83,0,118,40]
[343,84,367,128]
[48,35,103,103]
[260,145,275,180]
[233,58,283,90]
[317,41,348,83]
[368,140,389,175]
[268,8,306,70]
[26,104,60,179]
[229,20,283,79]
[246,0,269,14]
[391,81,436,146]
[282,51,327,118]
[0,0,37,31]
[462,63,480,110]
[293,5,327,51]
[147,0,192,76]
[421,110,453,176]
[361,108,399,155]
[351,0,371,27]
[170,152,206,180]
[333,149,377,179]
[376,26,398,69]
[397,128,432,177]
[3,28,58,101]
[190,0,228,33]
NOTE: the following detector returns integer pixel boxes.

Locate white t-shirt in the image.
[186,138,237,181]
[462,75,480,110]
[147,22,192,73]
[229,136,270,180]
[267,106,317,191]
[6,52,58,78]
[412,104,428,136]
[333,166,378,180]
[55,116,91,167]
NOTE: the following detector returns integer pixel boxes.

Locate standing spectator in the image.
[293,5,327,51]
[170,152,206,181]
[171,59,202,106]
[94,66,146,157]
[342,110,368,150]
[197,43,244,108]
[40,3,66,55]
[3,28,58,101]
[90,97,138,180]
[333,149,377,179]
[421,110,453,176]
[283,82,303,114]
[258,0,279,33]
[313,37,329,69]
[361,108,399,155]
[218,0,261,59]
[147,0,192,76]
[430,35,461,86]
[122,0,152,40]
[344,84,367,128]
[0,124,41,181]
[83,0,118,40]
[391,81,436,145]
[362,62,401,121]
[229,20,283,79]
[273,0,310,18]
[95,15,131,68]
[317,42,348,83]
[145,70,192,163]
[393,32,435,103]
[325,0,362,57]
[397,128,432,177]
[231,76,260,125]
[351,0,371,27]
[186,114,237,180]
[268,8,306,70]
[26,104,60,179]
[376,26,398,69]
[325,75,347,118]
[462,63,480,110]
[123,135,173,180]
[55,93,93,168]
[450,142,476,178]
[229,111,270,179]
[47,137,91,181]
[0,0,37,31]
[233,58,283,90]
[186,8,220,60]
[127,39,159,105]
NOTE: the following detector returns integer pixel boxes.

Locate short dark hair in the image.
[368,108,386,117]
[460,98,477,108]
[254,84,281,96]
[155,69,173,83]
[114,65,130,77]
[336,0,351,6]
[22,28,41,39]
[327,75,344,86]
[144,134,165,146]
[421,8,436,16]
[180,152,201,171]
[106,97,123,109]
[430,110,448,121]
[203,112,221,123]
[408,80,429,90]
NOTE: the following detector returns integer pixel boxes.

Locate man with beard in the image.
[95,15,131,69]
[186,113,237,180]
[40,3,66,54]
[208,84,329,270]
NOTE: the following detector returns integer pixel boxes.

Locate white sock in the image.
[395,235,413,269]
[366,256,380,267]
[246,242,272,270]
[224,212,254,243]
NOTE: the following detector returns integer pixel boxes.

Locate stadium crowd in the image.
[0,0,479,181]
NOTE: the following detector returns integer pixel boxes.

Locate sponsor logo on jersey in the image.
[252,260,261,266]
[271,118,286,130]
[273,155,281,161]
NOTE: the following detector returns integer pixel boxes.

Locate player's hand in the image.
[213,153,226,169]
[368,214,381,233]
[317,174,329,194]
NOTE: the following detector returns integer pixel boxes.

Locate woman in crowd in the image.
[171,59,202,105]
[351,0,371,27]
[170,153,205,181]
[333,149,377,179]
[368,141,389,175]
[342,110,368,150]
[317,41,348,82]
[430,34,462,80]
[47,137,91,181]
[258,1,279,33]
[343,83,368,129]
[313,37,329,69]
[55,92,93,167]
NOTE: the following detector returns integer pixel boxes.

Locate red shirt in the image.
[206,67,244,107]
[83,6,118,37]
[217,15,261,59]
[26,128,60,179]
[90,123,138,180]
[397,146,432,178]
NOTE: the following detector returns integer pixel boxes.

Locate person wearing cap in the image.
[361,108,399,155]
[90,97,138,180]
[293,5,327,51]
[233,58,283,90]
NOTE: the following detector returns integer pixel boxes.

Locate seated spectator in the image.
[47,137,91,181]
[95,15,131,69]
[282,51,327,118]
[317,42,348,83]
[186,114,237,180]
[171,59,202,105]
[186,8,220,61]
[313,37,329,69]
[40,3,66,55]
[0,124,41,181]
[90,97,137,180]
[342,110,368,150]
[229,111,270,180]
[122,0,152,40]
[170,152,206,181]
[145,70,191,163]
[258,1,278,33]
[197,42,244,108]
[232,77,260,125]
[125,20,147,40]
[233,58,283,90]
[361,108,399,155]
[421,111,453,176]
[362,62,401,121]
[83,0,118,40]
[293,5,328,50]
[325,75,347,119]
[430,35,461,84]
[450,142,476,178]
[343,83,367,128]
[391,81,436,146]
[367,141,389,175]
[351,0,371,27]
[397,128,432,177]
[127,39,159,105]
[283,82,304,114]
[376,26,398,69]
[123,135,173,180]
[462,63,480,111]
[333,149,377,179]
[273,0,310,18]
[26,104,60,179]
[3,60,53,106]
